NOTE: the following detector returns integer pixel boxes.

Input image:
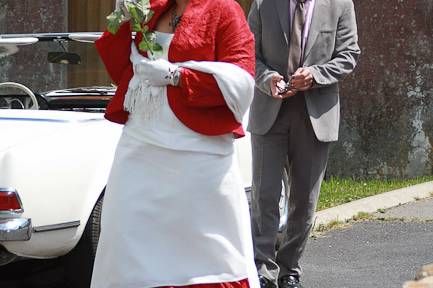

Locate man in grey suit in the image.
[247,0,360,287]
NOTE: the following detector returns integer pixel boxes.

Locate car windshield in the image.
[0,37,111,93]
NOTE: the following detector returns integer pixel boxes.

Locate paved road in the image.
[301,197,433,288]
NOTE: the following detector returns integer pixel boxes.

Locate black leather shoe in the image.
[278,275,304,288]
[258,275,276,288]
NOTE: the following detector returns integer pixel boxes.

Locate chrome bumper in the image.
[0,218,32,241]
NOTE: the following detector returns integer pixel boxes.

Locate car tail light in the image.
[0,188,23,212]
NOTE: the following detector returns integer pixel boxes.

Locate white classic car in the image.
[0,33,288,286]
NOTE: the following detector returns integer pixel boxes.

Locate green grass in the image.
[317,176,433,211]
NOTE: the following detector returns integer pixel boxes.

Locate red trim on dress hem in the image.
[159,278,250,288]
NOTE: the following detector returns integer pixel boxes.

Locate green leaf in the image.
[130,18,142,32]
[151,42,163,54]
[129,4,145,22]
[144,31,156,42]
[127,5,139,20]
[144,10,154,23]
[106,10,124,34]
[138,39,151,52]
[133,0,151,23]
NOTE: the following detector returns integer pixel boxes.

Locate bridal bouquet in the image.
[107,0,162,55]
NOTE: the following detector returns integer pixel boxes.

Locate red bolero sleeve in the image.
[173,2,255,108]
[95,22,133,86]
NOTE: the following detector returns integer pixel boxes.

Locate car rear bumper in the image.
[0,218,32,241]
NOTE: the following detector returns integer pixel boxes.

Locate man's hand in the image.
[290,68,314,91]
[270,74,297,99]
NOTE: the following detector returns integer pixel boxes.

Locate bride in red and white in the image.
[90,0,258,287]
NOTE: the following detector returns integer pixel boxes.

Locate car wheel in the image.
[63,195,103,288]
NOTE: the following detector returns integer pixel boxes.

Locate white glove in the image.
[135,58,181,87]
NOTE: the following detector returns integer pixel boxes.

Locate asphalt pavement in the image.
[301,197,433,288]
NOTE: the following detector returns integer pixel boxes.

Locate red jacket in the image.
[95,0,255,137]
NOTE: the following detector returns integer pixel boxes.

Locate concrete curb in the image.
[313,180,433,229]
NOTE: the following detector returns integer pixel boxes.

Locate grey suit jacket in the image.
[247,0,361,142]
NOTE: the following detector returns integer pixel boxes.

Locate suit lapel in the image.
[304,0,329,61]
[275,0,290,45]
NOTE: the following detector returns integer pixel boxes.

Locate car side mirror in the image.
[47,51,81,65]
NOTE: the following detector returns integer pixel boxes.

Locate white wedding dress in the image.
[90,31,258,288]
